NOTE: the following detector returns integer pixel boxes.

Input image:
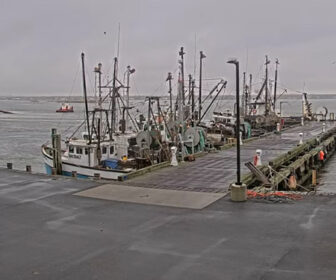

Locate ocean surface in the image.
[1,95,336,174]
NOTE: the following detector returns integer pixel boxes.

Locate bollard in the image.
[239,131,243,145]
[301,117,304,126]
[7,162,13,169]
[254,149,262,166]
[94,173,101,180]
[51,168,57,175]
[230,183,247,202]
[312,169,317,187]
[276,122,281,132]
[170,146,178,166]
[322,122,326,133]
[71,171,77,178]
[299,132,303,145]
[26,165,32,173]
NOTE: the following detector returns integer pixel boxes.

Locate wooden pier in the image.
[121,121,336,193]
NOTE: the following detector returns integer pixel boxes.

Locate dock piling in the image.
[94,173,101,180]
[26,165,31,173]
[72,171,77,178]
[7,163,12,170]
[51,128,62,175]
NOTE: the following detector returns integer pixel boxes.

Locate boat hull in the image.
[42,146,130,180]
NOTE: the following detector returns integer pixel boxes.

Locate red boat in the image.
[56,103,74,113]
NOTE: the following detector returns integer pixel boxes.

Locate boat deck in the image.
[124,121,335,193]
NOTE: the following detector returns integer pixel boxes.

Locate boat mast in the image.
[111,57,118,134]
[166,72,173,117]
[199,51,206,121]
[273,59,279,111]
[81,52,91,144]
[179,47,185,105]
[264,55,270,116]
[242,72,246,116]
[191,78,195,120]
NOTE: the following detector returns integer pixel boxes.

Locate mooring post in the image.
[51,128,62,175]
[299,132,303,145]
[94,173,101,180]
[312,169,317,187]
[170,146,178,166]
[301,117,304,126]
[26,165,32,173]
[255,149,262,166]
[7,162,12,170]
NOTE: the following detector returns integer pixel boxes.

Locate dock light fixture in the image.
[227,58,246,202]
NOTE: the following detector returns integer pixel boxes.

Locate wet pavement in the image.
[125,121,336,193]
[1,168,336,280]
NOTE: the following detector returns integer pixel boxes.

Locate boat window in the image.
[76,147,83,154]
[102,146,107,154]
[110,146,114,154]
[69,146,74,153]
[84,148,89,155]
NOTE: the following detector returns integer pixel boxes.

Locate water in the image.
[1,95,336,173]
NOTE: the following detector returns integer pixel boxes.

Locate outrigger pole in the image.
[81,52,91,144]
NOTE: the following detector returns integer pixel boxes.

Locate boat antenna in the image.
[81,52,91,144]
[117,23,121,60]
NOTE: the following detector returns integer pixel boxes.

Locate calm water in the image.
[1,96,336,173]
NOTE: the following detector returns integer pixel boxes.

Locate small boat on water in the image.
[56,103,74,113]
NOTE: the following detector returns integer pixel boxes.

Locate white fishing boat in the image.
[42,53,140,180]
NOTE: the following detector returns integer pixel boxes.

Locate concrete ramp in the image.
[74,184,226,209]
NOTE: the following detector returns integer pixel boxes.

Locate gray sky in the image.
[1,0,336,96]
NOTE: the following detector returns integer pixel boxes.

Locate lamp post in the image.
[227,58,246,201]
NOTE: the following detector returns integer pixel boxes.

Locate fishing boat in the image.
[42,53,144,180]
[56,103,74,113]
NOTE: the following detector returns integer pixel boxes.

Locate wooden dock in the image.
[122,121,336,193]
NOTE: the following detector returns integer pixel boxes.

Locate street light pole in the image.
[227,58,241,185]
[228,58,246,202]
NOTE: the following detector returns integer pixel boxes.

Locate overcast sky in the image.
[1,0,336,96]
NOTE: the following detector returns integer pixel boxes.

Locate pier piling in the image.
[51,128,62,175]
[7,163,12,170]
[26,165,31,173]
